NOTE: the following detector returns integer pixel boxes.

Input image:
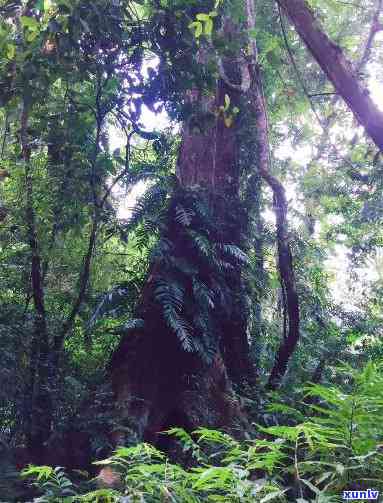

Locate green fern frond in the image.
[154,278,185,313]
[167,310,194,352]
[193,195,212,223]
[219,244,250,265]
[161,300,194,352]
[188,230,212,258]
[175,204,194,227]
[154,278,194,351]
[150,238,174,264]
[216,259,235,272]
[124,180,169,233]
[168,256,199,277]
[192,278,215,310]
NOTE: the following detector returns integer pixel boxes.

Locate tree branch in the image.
[54,216,99,354]
[54,82,106,354]
[357,0,383,73]
[278,4,325,128]
[277,0,383,152]
[21,99,52,456]
[244,0,301,389]
[101,128,134,208]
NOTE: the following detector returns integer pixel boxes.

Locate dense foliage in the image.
[1,0,383,500]
[21,363,383,501]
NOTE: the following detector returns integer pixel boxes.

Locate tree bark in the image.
[266,185,300,389]
[243,0,300,389]
[111,70,251,442]
[21,101,52,460]
[277,0,383,152]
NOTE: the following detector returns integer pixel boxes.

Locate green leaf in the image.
[21,465,54,480]
[260,489,288,502]
[224,93,230,111]
[189,21,203,39]
[6,43,15,59]
[20,16,40,31]
[26,30,39,42]
[204,18,213,36]
[196,13,210,21]
[195,22,203,39]
[300,478,321,495]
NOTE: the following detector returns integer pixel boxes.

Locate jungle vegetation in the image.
[1,0,383,500]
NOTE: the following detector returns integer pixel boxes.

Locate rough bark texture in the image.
[278,0,383,152]
[252,83,300,389]
[111,75,251,444]
[245,0,300,389]
[267,187,300,389]
[177,82,239,192]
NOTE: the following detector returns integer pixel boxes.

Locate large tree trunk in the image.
[111,76,251,443]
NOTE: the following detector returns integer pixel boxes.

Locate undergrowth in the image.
[21,363,383,502]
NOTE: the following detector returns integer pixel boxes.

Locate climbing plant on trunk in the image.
[111,15,255,440]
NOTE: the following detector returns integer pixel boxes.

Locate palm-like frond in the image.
[192,278,215,310]
[175,204,194,227]
[219,244,250,265]
[123,180,169,233]
[115,186,249,360]
[154,278,194,351]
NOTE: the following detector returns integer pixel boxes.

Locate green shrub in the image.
[22,363,383,502]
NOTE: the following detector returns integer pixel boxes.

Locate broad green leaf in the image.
[20,16,40,31]
[195,22,203,39]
